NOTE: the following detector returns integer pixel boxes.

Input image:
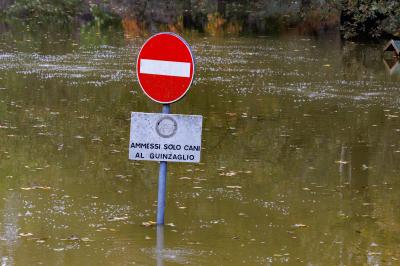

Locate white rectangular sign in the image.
[140,59,191,77]
[129,112,203,163]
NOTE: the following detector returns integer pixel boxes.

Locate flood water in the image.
[0,26,400,265]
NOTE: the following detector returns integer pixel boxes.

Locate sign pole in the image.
[156,104,170,225]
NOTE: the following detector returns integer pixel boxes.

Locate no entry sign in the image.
[136,33,195,104]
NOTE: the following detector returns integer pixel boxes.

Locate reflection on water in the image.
[0,192,19,266]
[383,58,400,76]
[156,226,164,266]
[0,25,400,264]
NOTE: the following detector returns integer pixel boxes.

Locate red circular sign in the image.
[136,33,195,104]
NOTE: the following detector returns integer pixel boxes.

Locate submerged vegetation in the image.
[0,0,399,41]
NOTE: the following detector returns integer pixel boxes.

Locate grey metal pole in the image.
[156,104,170,225]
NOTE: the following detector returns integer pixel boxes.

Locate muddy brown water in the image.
[0,27,400,265]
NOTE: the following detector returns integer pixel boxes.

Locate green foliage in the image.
[2,0,400,41]
[5,0,82,23]
[3,0,121,29]
[89,4,122,29]
[340,0,400,40]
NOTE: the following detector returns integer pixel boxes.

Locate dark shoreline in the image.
[0,0,399,42]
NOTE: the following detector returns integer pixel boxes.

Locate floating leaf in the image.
[292,224,308,228]
[141,221,157,227]
[107,216,128,222]
[19,232,33,237]
[334,160,349,165]
[225,171,237,177]
[226,185,242,189]
[21,186,51,191]
[368,252,382,255]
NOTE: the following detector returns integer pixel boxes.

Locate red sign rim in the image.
[136,32,195,104]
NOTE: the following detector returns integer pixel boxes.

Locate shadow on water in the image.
[383,58,400,76]
[343,42,400,82]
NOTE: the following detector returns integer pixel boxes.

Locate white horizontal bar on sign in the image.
[140,59,191,78]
